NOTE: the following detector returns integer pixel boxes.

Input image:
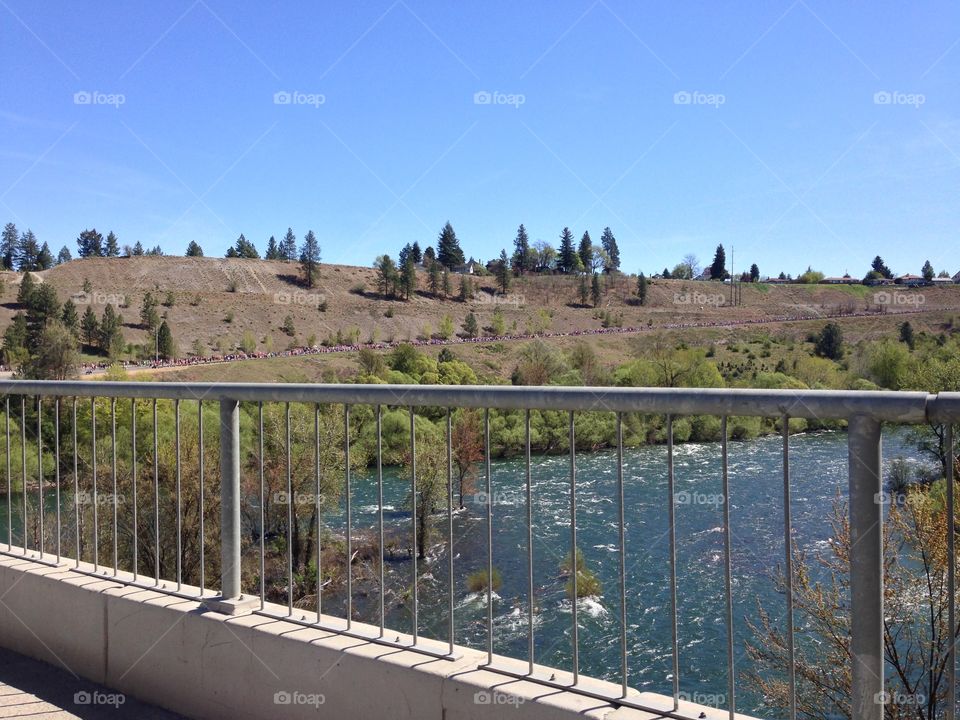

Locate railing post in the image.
[848,414,883,720]
[205,398,256,615]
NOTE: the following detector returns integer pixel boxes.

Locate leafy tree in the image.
[710,244,727,281]
[899,321,915,350]
[591,272,602,307]
[533,240,556,272]
[57,246,72,264]
[80,306,99,348]
[410,241,422,264]
[1,222,17,269]
[299,230,321,288]
[462,312,478,338]
[636,272,648,305]
[798,266,825,284]
[495,249,511,293]
[281,228,297,261]
[438,315,454,340]
[452,409,482,507]
[76,228,104,258]
[557,227,577,274]
[922,260,935,281]
[512,224,530,275]
[36,242,54,270]
[750,263,760,282]
[600,227,620,272]
[436,222,465,269]
[264,236,280,260]
[156,320,175,359]
[871,255,893,279]
[185,240,203,257]
[578,231,593,272]
[814,322,844,360]
[671,262,693,280]
[60,299,79,336]
[105,231,120,256]
[15,230,40,271]
[491,308,506,337]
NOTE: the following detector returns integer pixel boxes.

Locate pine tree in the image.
[24,283,61,348]
[411,242,422,264]
[375,255,398,298]
[871,256,893,279]
[282,228,297,261]
[17,272,36,306]
[922,260,935,281]
[398,243,412,267]
[1,223,18,270]
[57,246,72,264]
[436,222,465,269]
[600,227,620,273]
[299,230,321,288]
[750,263,760,282]
[401,256,417,300]
[99,304,124,357]
[442,270,451,298]
[578,274,589,305]
[81,306,99,348]
[132,241,144,256]
[495,249,511,293]
[265,236,280,260]
[428,260,442,296]
[558,227,577,274]
[157,321,175,359]
[185,241,204,257]
[591,273,602,307]
[77,229,104,258]
[423,246,436,265]
[662,267,671,279]
[105,231,120,256]
[228,234,259,259]
[61,299,79,336]
[36,242,54,270]
[140,292,160,332]
[462,312,478,338]
[15,230,40,270]
[578,231,593,273]
[512,224,530,275]
[636,272,648,305]
[459,275,473,301]
[710,244,727,281]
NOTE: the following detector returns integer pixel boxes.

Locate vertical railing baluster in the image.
[72,399,78,567]
[410,406,418,645]
[285,402,293,616]
[946,422,955,720]
[36,397,42,556]
[345,404,352,630]
[259,401,265,610]
[5,398,9,551]
[153,398,159,586]
[175,398,181,591]
[131,398,137,581]
[526,409,534,675]
[55,399,61,563]
[446,407,454,656]
[721,416,735,720]
[198,400,204,596]
[485,407,493,666]
[783,415,796,720]
[90,397,96,570]
[569,410,578,684]
[21,397,27,555]
[111,397,117,575]
[848,415,883,720]
[218,399,242,603]
[314,403,320,619]
[617,412,627,697]
[377,404,384,637]
[667,414,679,709]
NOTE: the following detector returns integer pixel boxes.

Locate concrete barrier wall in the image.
[0,553,729,720]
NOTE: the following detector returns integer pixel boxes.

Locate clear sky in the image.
[1,1,958,278]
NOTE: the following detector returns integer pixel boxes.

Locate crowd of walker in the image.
[66,302,941,375]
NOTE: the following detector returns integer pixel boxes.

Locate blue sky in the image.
[1,1,958,278]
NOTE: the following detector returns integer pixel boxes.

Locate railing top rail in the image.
[0,381,939,422]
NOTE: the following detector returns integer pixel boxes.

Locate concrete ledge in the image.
[0,552,744,720]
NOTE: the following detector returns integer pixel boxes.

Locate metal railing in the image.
[0,380,958,720]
